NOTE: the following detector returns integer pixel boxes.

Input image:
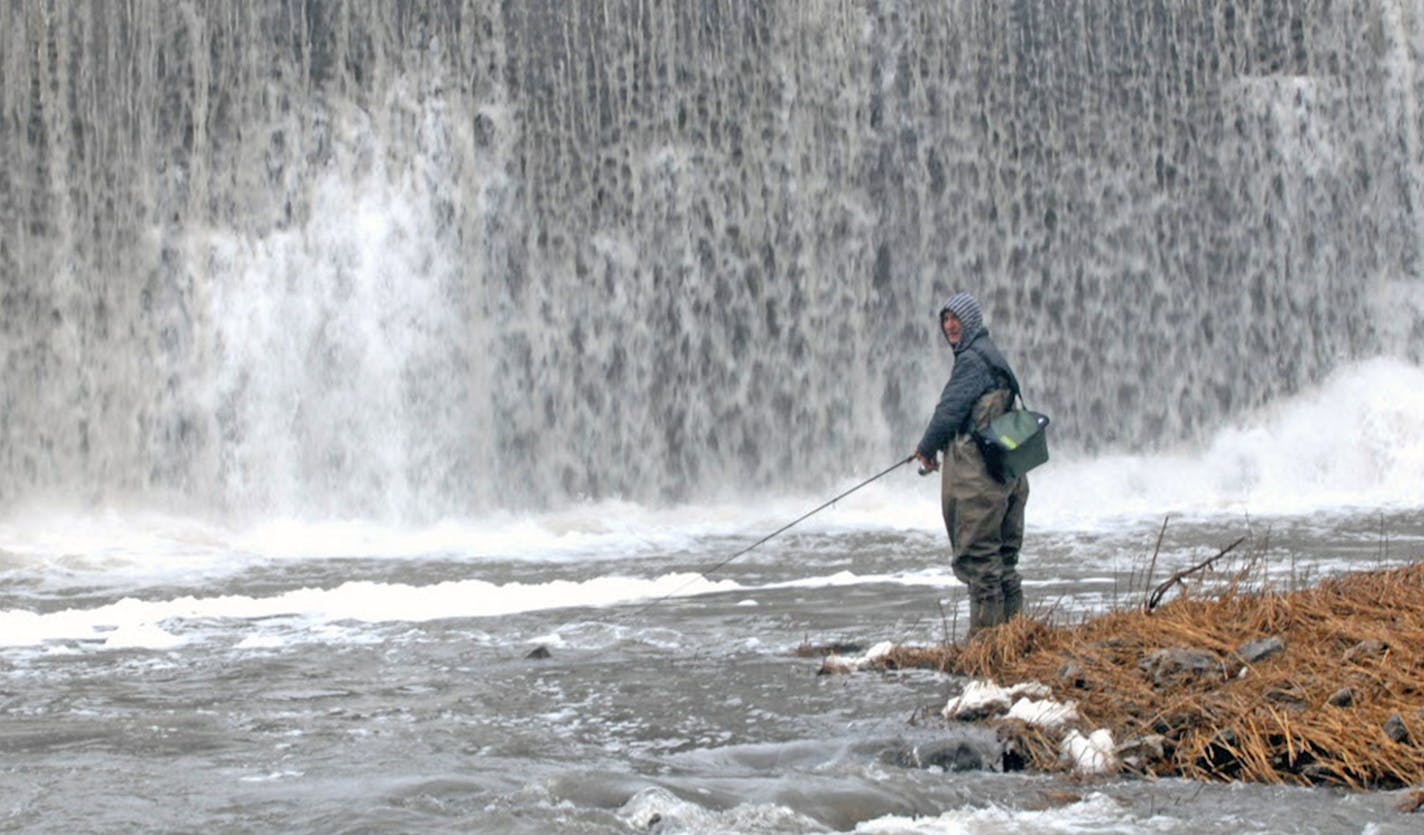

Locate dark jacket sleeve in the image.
[915,349,995,457]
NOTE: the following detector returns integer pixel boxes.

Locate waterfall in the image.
[2,0,1420,520]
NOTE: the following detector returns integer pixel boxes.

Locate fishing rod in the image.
[619,454,917,620]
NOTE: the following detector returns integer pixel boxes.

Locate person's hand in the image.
[914,450,939,474]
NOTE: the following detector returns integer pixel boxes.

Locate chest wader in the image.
[941,388,1030,636]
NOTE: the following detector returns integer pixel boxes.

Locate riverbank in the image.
[856,562,1424,794]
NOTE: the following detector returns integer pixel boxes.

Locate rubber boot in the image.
[1002,575,1023,622]
[978,594,1006,631]
[967,592,1005,638]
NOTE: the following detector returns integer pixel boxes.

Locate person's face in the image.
[942,312,962,344]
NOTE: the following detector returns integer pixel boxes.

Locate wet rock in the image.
[878,745,919,769]
[880,735,998,772]
[1327,687,1357,707]
[1236,636,1285,664]
[1385,714,1412,744]
[1116,734,1167,770]
[1344,639,1389,663]
[525,645,552,659]
[1397,788,1424,814]
[1138,647,1222,686]
[918,740,985,772]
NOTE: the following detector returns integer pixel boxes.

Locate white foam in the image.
[854,791,1160,834]
[0,572,740,648]
[1027,356,1424,528]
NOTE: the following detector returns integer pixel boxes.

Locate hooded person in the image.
[913,292,1030,636]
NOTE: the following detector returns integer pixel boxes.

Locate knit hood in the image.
[939,292,985,354]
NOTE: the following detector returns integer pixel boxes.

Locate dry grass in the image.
[883,562,1424,789]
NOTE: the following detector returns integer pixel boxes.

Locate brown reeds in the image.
[886,562,1424,788]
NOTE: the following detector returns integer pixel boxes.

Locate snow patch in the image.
[1006,696,1081,728]
[819,640,898,673]
[1061,728,1118,774]
[941,679,1053,720]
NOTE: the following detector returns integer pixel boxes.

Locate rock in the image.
[1385,714,1412,744]
[1344,639,1389,663]
[1116,734,1167,771]
[1236,636,1285,664]
[1301,763,1342,784]
[1327,687,1357,707]
[878,745,919,769]
[1138,647,1223,686]
[1264,687,1307,712]
[879,733,999,772]
[524,645,552,659]
[918,740,985,772]
[1397,789,1424,814]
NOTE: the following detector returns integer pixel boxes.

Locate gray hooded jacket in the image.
[914,293,1020,458]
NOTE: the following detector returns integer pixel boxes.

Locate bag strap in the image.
[965,343,1027,411]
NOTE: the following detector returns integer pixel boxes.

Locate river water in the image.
[4,360,1424,832]
[3,1,1424,831]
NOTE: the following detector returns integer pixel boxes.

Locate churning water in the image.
[2,1,1423,832]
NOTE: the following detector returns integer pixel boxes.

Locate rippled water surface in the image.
[4,502,1422,833]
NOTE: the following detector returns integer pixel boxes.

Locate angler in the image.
[913,292,1031,637]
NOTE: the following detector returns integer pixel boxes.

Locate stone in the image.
[1138,647,1222,686]
[1344,639,1389,663]
[1116,734,1167,770]
[878,745,919,769]
[1397,789,1424,814]
[1236,636,1285,664]
[1384,714,1411,744]
[1301,763,1342,784]
[524,645,552,659]
[1327,687,1356,707]
[1264,687,1307,711]
[918,740,985,772]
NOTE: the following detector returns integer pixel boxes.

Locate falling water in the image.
[2,0,1421,520]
